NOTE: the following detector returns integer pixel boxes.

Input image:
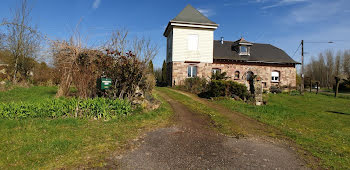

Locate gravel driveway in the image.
[103,91,308,169]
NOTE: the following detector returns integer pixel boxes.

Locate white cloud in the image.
[92,0,101,9]
[262,0,308,9]
[286,0,348,23]
[197,8,215,17]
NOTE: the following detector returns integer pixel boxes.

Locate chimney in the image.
[221,37,224,44]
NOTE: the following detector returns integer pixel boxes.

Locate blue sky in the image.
[1,0,350,68]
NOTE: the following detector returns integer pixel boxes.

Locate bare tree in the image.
[2,0,40,83]
[0,33,5,50]
[306,49,350,89]
[325,50,334,88]
[344,50,350,78]
[334,51,342,77]
[107,28,129,56]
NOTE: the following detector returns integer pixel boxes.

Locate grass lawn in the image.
[214,93,350,169]
[0,86,57,103]
[0,87,173,169]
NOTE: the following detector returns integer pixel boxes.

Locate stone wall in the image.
[170,61,297,89]
[211,63,297,89]
[169,61,212,86]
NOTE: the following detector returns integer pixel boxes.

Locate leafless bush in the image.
[51,28,158,100]
[103,29,159,100]
[51,37,107,98]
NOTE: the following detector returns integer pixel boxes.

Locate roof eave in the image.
[164,20,218,37]
[170,20,218,27]
[214,58,299,65]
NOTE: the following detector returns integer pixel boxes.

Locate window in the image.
[240,46,247,53]
[239,45,250,55]
[234,71,240,79]
[271,71,280,82]
[188,65,197,78]
[212,68,221,74]
[188,34,198,51]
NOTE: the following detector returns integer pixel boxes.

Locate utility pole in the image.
[300,40,304,95]
[297,40,333,95]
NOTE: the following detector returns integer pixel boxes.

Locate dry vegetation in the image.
[51,29,158,100]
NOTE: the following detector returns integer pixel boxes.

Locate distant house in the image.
[0,59,8,83]
[0,59,7,72]
[163,5,299,89]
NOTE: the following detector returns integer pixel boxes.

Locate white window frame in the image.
[212,68,221,74]
[188,65,197,78]
[239,45,249,55]
[271,71,280,82]
[188,34,198,51]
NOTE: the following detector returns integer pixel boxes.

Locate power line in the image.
[291,43,301,58]
[304,41,334,43]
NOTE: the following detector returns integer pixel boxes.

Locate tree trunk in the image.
[335,77,340,98]
[12,55,20,84]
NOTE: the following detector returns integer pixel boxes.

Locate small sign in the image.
[100,78,112,90]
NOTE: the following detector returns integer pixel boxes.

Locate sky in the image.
[1,0,350,69]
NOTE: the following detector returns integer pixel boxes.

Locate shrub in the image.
[183,77,208,94]
[0,97,132,120]
[336,78,350,92]
[211,72,229,80]
[204,80,249,100]
[270,85,282,93]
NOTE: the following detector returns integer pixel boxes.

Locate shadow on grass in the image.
[326,111,350,115]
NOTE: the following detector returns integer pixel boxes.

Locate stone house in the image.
[163,5,299,90]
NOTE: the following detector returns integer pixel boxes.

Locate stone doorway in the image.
[246,71,255,94]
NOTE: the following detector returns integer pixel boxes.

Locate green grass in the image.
[0,88,173,169]
[0,86,57,103]
[157,87,241,136]
[214,93,350,169]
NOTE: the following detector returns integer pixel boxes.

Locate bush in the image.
[337,78,350,92]
[182,77,208,94]
[270,85,282,93]
[0,97,132,120]
[211,72,229,80]
[203,80,249,100]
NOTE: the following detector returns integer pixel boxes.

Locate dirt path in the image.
[103,90,308,169]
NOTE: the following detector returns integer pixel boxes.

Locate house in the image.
[0,59,8,84]
[163,4,299,90]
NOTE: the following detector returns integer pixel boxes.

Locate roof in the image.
[213,40,299,64]
[164,5,218,37]
[232,38,253,46]
[171,4,217,25]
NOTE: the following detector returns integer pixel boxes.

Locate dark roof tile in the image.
[214,40,299,64]
[172,4,217,25]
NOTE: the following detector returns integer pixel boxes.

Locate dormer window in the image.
[239,45,249,55]
[234,37,252,56]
